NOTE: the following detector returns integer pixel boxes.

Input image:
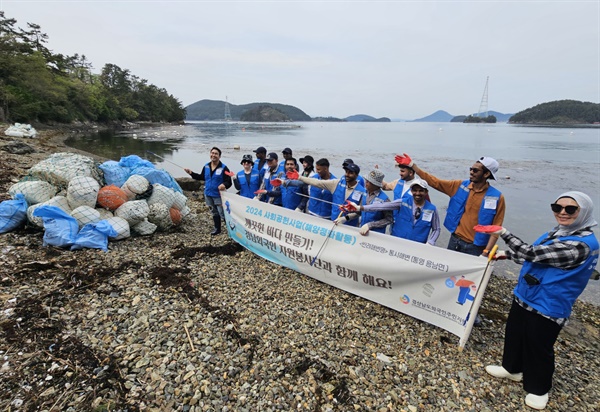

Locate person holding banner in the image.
[345,179,440,245]
[290,162,366,226]
[254,152,284,206]
[479,191,598,410]
[396,153,505,257]
[279,158,304,210]
[229,154,261,199]
[184,146,232,236]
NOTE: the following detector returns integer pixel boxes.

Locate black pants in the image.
[502,299,562,395]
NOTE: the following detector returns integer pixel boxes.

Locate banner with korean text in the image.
[222,192,492,345]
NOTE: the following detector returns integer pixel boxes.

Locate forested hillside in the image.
[185,99,311,121]
[0,12,185,124]
[509,100,599,124]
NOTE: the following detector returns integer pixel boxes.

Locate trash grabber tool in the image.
[295,192,343,207]
[310,210,343,266]
[146,150,187,170]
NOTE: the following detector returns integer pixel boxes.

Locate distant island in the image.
[509,100,600,125]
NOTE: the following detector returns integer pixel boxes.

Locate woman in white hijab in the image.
[480,191,598,410]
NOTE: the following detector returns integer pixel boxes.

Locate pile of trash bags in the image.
[4,123,38,138]
[0,153,191,251]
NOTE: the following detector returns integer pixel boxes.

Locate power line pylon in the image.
[476,76,489,117]
[224,96,232,121]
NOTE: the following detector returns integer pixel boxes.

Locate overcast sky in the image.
[2,1,598,119]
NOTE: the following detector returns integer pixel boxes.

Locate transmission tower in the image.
[224,96,232,121]
[476,77,489,117]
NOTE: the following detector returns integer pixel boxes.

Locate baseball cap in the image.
[241,154,253,164]
[342,158,354,167]
[343,163,360,174]
[253,146,267,154]
[266,152,278,161]
[282,147,292,155]
[299,155,314,165]
[477,156,499,180]
[409,179,429,191]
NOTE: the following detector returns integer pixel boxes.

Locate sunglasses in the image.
[550,203,579,215]
[469,167,482,173]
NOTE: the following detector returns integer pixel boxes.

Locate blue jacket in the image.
[236,170,262,199]
[444,180,502,246]
[190,161,231,198]
[360,190,389,233]
[331,178,366,226]
[308,172,336,218]
[514,232,599,318]
[391,197,436,243]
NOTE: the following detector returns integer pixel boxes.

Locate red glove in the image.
[473,225,506,235]
[270,178,282,187]
[394,153,413,168]
[224,171,235,177]
[254,190,267,195]
[493,250,508,260]
[286,170,299,180]
[339,200,358,213]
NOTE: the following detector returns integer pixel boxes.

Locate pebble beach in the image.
[0,127,599,411]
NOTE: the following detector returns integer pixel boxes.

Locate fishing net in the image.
[28,152,102,188]
[70,205,101,228]
[67,176,100,209]
[172,191,188,211]
[148,203,172,231]
[122,175,150,197]
[9,180,57,205]
[132,219,157,236]
[147,183,175,209]
[96,208,114,220]
[27,196,71,227]
[97,185,128,211]
[105,216,130,240]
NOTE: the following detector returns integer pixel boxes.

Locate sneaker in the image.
[485,365,523,382]
[525,393,548,410]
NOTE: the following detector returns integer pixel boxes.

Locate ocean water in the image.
[65,121,600,304]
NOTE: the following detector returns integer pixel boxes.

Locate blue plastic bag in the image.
[118,155,155,169]
[33,205,79,248]
[0,194,28,233]
[99,160,131,187]
[129,166,183,193]
[71,220,118,251]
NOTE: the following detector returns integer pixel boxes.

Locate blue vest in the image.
[237,170,261,199]
[331,178,366,227]
[281,182,302,210]
[444,180,502,246]
[392,179,412,222]
[308,172,336,218]
[514,232,599,318]
[392,197,436,243]
[252,159,267,181]
[203,162,226,198]
[360,191,389,233]
[261,168,283,206]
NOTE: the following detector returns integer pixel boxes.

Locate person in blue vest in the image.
[345,169,393,235]
[342,158,365,188]
[303,158,337,219]
[252,146,268,180]
[291,155,315,213]
[347,179,440,244]
[184,146,232,236]
[482,191,598,411]
[279,158,303,210]
[396,153,505,257]
[291,162,366,226]
[279,147,293,171]
[254,152,284,205]
[229,154,261,199]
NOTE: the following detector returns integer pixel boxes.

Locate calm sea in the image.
[65,121,600,304]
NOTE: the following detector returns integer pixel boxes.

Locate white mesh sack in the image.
[132,219,157,236]
[123,175,150,195]
[147,203,172,231]
[29,152,102,187]
[96,208,114,220]
[27,196,71,227]
[172,191,188,211]
[105,216,130,240]
[179,205,191,219]
[67,176,100,209]
[147,183,175,208]
[115,200,150,225]
[9,181,57,205]
[70,205,101,228]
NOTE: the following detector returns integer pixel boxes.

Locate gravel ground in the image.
[0,128,599,411]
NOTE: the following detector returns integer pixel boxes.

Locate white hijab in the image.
[553,191,598,237]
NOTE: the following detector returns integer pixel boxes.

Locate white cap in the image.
[409,179,429,191]
[478,156,499,180]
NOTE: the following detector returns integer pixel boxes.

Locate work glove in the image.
[224,171,235,177]
[254,190,267,195]
[340,200,359,213]
[295,207,304,213]
[270,178,283,187]
[395,153,414,168]
[359,224,370,235]
[473,225,506,235]
[493,250,508,260]
[334,216,346,225]
[286,170,299,180]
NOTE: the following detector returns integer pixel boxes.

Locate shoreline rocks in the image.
[0,126,599,411]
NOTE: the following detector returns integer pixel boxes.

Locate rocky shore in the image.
[0,127,599,411]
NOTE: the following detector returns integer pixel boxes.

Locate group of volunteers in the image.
[184,145,598,411]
